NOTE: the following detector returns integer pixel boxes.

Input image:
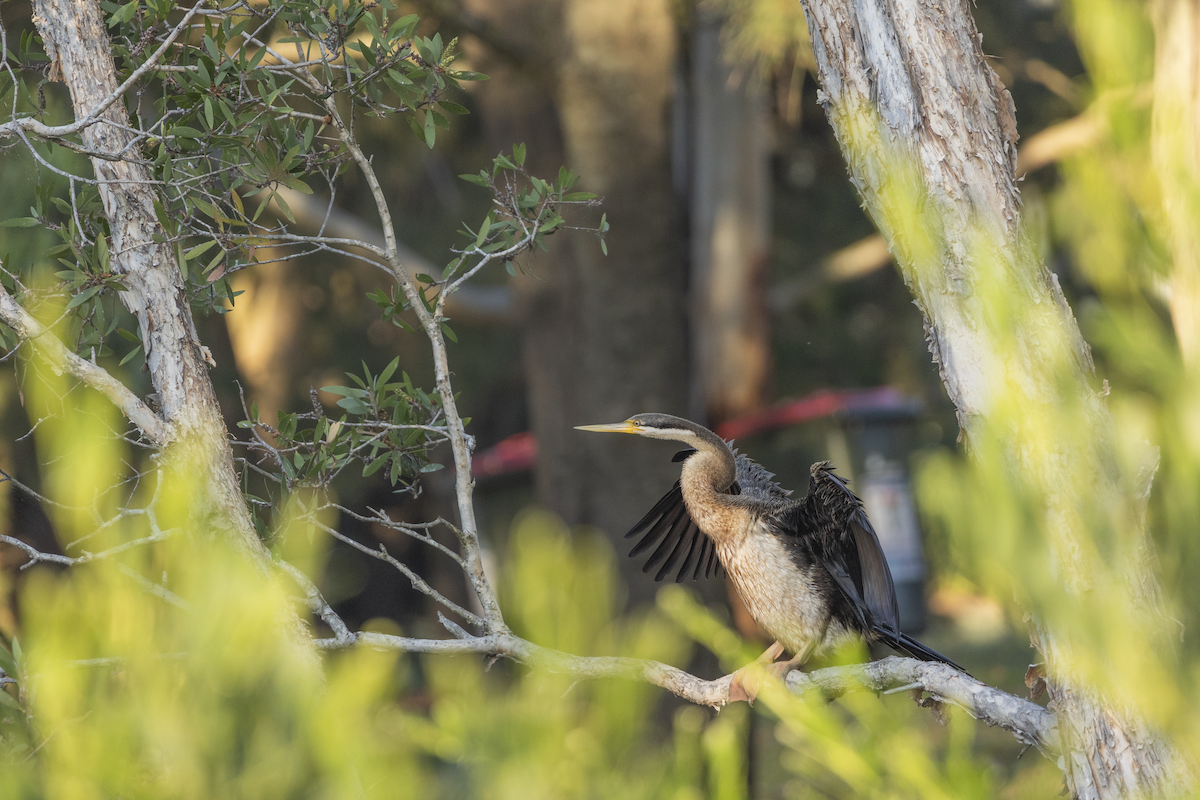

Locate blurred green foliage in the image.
[0,380,1011,797]
[1,0,1197,796]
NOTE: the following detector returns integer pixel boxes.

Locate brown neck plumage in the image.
[677,433,743,544]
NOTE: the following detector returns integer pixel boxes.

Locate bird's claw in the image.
[728,641,788,705]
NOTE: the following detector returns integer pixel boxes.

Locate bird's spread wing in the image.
[625,480,721,582]
[623,448,726,582]
[800,463,900,634]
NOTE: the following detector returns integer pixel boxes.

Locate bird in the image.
[576,412,964,702]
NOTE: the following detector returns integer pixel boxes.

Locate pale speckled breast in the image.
[717,519,854,660]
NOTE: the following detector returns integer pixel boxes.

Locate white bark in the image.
[27,0,285,572]
[1151,0,1200,368]
[795,0,1189,796]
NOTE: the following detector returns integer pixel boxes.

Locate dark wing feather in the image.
[623,447,771,583]
[624,481,708,582]
[849,509,899,633]
[637,499,690,568]
[665,522,704,582]
[802,463,901,634]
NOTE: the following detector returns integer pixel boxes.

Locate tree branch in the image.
[313,630,1057,752]
[0,277,170,445]
[6,0,205,144]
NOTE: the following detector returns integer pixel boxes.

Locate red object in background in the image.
[470,386,916,478]
[713,385,909,439]
[471,430,538,479]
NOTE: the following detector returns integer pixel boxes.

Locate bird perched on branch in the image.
[576,412,964,702]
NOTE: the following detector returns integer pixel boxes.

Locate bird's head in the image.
[575,413,720,449]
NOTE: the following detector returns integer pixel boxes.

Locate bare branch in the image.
[275,558,355,647]
[315,86,507,633]
[0,535,76,567]
[313,629,1058,754]
[306,516,484,629]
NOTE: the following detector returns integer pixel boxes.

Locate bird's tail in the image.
[872,625,970,676]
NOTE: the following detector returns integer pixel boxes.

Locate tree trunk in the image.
[794,0,1189,796]
[460,0,691,602]
[1151,0,1200,369]
[689,13,772,423]
[30,0,273,567]
[551,0,690,564]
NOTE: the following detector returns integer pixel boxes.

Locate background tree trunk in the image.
[689,11,773,424]
[794,0,1189,796]
[460,0,690,604]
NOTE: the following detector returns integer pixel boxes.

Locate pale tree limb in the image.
[796,1,1188,797]
[311,629,1057,753]
[24,0,321,670]
[0,275,169,445]
[28,0,272,569]
[4,0,206,146]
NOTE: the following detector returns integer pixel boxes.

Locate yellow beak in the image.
[574,421,640,434]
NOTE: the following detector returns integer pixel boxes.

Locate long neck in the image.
[679,442,736,494]
[681,429,734,496]
[677,432,741,544]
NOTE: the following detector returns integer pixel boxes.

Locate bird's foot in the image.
[765,654,806,685]
[728,641,786,705]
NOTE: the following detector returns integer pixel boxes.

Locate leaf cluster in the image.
[238,357,446,505]
[0,0,479,364]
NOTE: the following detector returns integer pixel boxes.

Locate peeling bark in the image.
[795,0,1189,796]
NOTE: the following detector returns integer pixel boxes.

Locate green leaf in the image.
[170,126,205,140]
[440,101,469,115]
[459,173,489,187]
[406,114,424,142]
[441,322,457,343]
[0,642,17,677]
[0,218,39,228]
[423,111,436,149]
[119,345,143,366]
[563,192,597,201]
[66,286,100,310]
[390,13,419,38]
[95,234,109,269]
[474,214,491,247]
[386,68,413,86]
[513,143,526,166]
[108,1,138,26]
[378,357,400,387]
[320,386,364,398]
[184,240,218,261]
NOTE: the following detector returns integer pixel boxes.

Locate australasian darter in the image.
[577,413,964,702]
